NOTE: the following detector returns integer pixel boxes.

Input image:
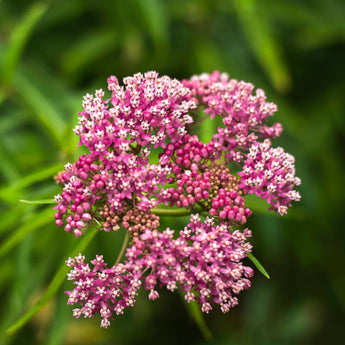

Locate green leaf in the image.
[0,205,29,235]
[247,252,270,279]
[233,0,292,93]
[180,293,213,340]
[61,30,117,75]
[13,71,67,146]
[151,207,194,216]
[244,194,305,220]
[6,227,98,335]
[0,163,63,202]
[0,2,48,85]
[0,142,21,183]
[20,199,55,205]
[0,207,54,259]
[134,0,169,52]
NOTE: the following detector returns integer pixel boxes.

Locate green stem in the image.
[180,293,213,340]
[20,198,55,204]
[151,208,192,216]
[114,232,129,265]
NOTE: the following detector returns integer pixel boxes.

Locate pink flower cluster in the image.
[183,71,282,162]
[66,216,253,328]
[55,71,301,327]
[238,139,301,215]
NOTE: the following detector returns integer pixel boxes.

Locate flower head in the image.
[57,70,301,328]
[65,217,253,327]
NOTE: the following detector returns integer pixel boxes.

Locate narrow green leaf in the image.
[13,71,67,146]
[0,205,29,235]
[6,227,98,335]
[151,207,193,216]
[244,194,305,220]
[20,199,55,205]
[134,0,169,52]
[0,207,54,259]
[233,0,291,93]
[0,163,63,201]
[1,2,48,85]
[247,252,270,279]
[0,89,6,106]
[61,30,117,75]
[0,109,28,135]
[0,143,21,183]
[180,294,213,340]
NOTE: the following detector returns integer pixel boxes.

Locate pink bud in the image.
[82,213,92,221]
[195,193,202,201]
[73,214,81,221]
[96,180,105,189]
[74,229,83,237]
[65,224,72,232]
[58,204,67,214]
[229,190,237,199]
[55,219,63,227]
[219,210,227,219]
[79,171,88,180]
[202,191,209,199]
[209,208,217,216]
[82,202,90,210]
[76,220,85,229]
[245,208,252,217]
[234,196,243,205]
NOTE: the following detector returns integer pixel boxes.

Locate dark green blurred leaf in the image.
[0,143,20,183]
[6,227,98,335]
[0,207,53,258]
[233,0,292,93]
[0,163,63,202]
[0,2,48,85]
[180,294,213,340]
[244,194,305,220]
[133,0,169,52]
[0,205,30,235]
[13,71,67,146]
[61,30,118,75]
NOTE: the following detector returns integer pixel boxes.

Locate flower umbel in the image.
[66,217,253,327]
[56,71,301,328]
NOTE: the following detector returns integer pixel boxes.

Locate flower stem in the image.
[151,208,193,216]
[180,293,213,340]
[114,232,129,265]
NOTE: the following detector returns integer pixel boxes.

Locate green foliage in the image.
[6,227,98,335]
[0,0,344,344]
[246,252,270,279]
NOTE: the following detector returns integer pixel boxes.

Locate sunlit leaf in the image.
[0,207,54,259]
[6,227,98,335]
[244,194,305,220]
[61,30,117,75]
[13,71,67,146]
[0,2,48,85]
[0,205,29,235]
[133,0,169,52]
[233,0,292,93]
[247,252,270,279]
[0,143,21,183]
[0,163,63,202]
[20,199,55,205]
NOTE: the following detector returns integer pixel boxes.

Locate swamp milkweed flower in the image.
[55,71,301,328]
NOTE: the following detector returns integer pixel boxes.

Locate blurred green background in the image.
[1,0,345,344]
